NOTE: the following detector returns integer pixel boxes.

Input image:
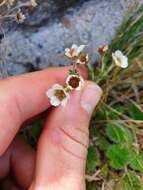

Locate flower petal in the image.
[112,50,128,68]
[115,50,123,57]
[71,44,78,50]
[76,77,84,90]
[50,96,61,106]
[65,48,69,52]
[77,45,86,54]
[46,89,54,98]
[121,57,128,68]
[52,84,63,90]
[61,99,67,106]
[112,53,119,66]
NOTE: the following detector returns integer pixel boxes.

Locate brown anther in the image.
[68,76,80,88]
[54,90,66,101]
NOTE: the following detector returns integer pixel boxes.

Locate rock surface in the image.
[0,0,137,77]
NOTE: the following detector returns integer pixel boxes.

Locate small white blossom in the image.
[65,44,85,59]
[76,53,89,65]
[98,45,109,54]
[112,50,128,68]
[15,9,26,23]
[29,0,37,7]
[66,74,84,91]
[46,84,69,106]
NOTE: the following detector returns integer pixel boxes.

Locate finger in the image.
[0,65,87,155]
[31,81,102,190]
[0,136,35,189]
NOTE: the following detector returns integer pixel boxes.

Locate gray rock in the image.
[0,0,137,77]
[21,0,80,27]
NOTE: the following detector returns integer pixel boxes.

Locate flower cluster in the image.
[15,0,37,23]
[46,44,129,107]
[98,45,128,69]
[65,44,89,65]
[0,0,37,23]
[46,44,87,107]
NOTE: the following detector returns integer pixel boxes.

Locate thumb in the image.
[30,81,102,190]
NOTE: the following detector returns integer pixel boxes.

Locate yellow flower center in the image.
[54,90,66,101]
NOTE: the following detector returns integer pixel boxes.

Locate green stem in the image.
[96,64,114,84]
[101,55,105,72]
[87,63,95,80]
[72,61,77,73]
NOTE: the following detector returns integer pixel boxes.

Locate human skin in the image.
[0,65,102,190]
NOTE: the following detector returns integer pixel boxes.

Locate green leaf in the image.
[86,146,100,173]
[128,102,143,120]
[129,153,143,172]
[107,105,125,120]
[101,164,109,178]
[86,181,97,190]
[106,123,133,144]
[106,145,130,170]
[95,136,110,151]
[116,172,143,190]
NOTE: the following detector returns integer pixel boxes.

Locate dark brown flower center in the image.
[79,54,87,62]
[54,90,66,101]
[68,76,80,88]
[16,11,24,22]
[16,13,21,21]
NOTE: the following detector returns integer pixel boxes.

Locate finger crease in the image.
[12,94,24,123]
[75,127,89,137]
[59,127,88,149]
[61,144,86,161]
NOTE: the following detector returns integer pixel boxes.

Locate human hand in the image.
[0,66,102,190]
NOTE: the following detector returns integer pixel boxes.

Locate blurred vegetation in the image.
[86,3,143,190]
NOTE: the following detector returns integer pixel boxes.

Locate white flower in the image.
[65,44,86,59]
[112,50,128,68]
[76,53,89,65]
[98,45,109,54]
[15,9,26,23]
[66,74,84,90]
[46,84,70,106]
[29,0,37,7]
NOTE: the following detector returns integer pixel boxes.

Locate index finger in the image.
[0,65,87,156]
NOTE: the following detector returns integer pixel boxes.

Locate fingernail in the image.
[80,82,102,115]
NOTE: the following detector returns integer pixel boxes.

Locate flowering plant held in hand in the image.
[46,44,128,107]
[46,44,87,106]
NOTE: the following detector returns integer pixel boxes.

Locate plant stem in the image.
[87,63,95,80]
[96,64,114,84]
